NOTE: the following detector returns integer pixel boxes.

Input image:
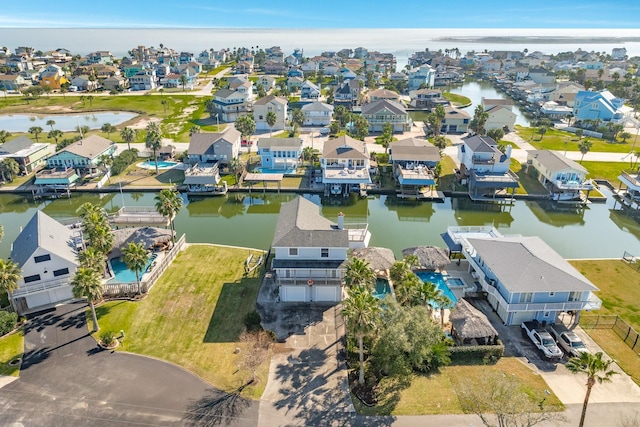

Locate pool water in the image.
[108,254,157,283]
[415,271,458,306]
[254,167,297,175]
[139,161,178,169]
[447,278,466,287]
[372,277,393,299]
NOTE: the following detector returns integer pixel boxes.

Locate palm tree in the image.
[48,129,63,143]
[0,158,20,182]
[432,291,453,328]
[566,352,618,427]
[145,124,162,175]
[121,242,149,294]
[179,74,188,92]
[0,130,11,144]
[101,123,116,138]
[28,126,43,142]
[342,285,380,385]
[344,257,376,290]
[78,246,105,273]
[0,259,21,310]
[71,267,104,332]
[46,119,56,131]
[155,188,183,240]
[120,127,136,151]
[229,157,244,186]
[578,139,593,163]
[266,111,277,137]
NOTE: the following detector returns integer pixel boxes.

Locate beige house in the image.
[365,88,401,104]
[361,99,411,133]
[485,105,517,132]
[0,136,50,174]
[527,150,594,201]
[442,107,470,133]
[253,95,288,131]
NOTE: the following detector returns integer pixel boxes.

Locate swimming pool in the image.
[372,277,393,300]
[138,161,178,170]
[415,271,458,306]
[108,254,157,283]
[254,167,298,175]
[446,277,466,288]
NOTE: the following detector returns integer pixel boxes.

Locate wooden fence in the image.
[580,314,640,354]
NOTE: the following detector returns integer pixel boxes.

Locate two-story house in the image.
[442,106,471,133]
[300,80,321,99]
[442,226,601,326]
[212,88,251,122]
[10,211,82,314]
[334,80,361,109]
[321,135,372,196]
[573,90,628,123]
[527,150,594,202]
[408,89,448,110]
[257,137,302,171]
[186,127,241,166]
[287,76,304,93]
[86,51,113,65]
[361,99,411,133]
[253,95,288,132]
[0,136,50,174]
[129,70,157,91]
[44,135,115,175]
[390,137,441,194]
[365,88,400,104]
[0,74,27,91]
[40,70,69,90]
[271,197,371,302]
[301,101,334,126]
[458,135,519,200]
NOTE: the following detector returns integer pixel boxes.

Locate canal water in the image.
[0,112,138,132]
[1,191,639,261]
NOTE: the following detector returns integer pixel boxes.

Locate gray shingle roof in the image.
[322,135,368,159]
[254,95,287,106]
[463,135,499,153]
[391,138,440,162]
[466,236,598,293]
[257,138,302,150]
[11,211,78,267]
[272,197,348,248]
[361,99,407,116]
[528,150,587,174]
[188,128,240,155]
[61,135,114,160]
[0,136,34,155]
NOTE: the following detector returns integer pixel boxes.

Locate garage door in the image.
[280,286,308,302]
[510,311,535,326]
[314,286,341,302]
[53,285,73,303]
[26,291,53,310]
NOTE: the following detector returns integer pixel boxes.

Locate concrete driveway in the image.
[0,302,258,426]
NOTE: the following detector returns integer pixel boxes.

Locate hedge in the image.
[0,311,18,336]
[448,343,505,364]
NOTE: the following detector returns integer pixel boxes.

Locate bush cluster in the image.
[448,343,505,364]
[0,311,18,336]
[111,149,139,175]
[244,310,262,332]
[100,331,117,347]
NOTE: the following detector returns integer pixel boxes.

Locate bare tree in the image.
[239,330,273,384]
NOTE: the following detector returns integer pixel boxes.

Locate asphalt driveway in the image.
[0,302,258,426]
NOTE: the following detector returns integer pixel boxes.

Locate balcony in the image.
[13,277,71,297]
[619,170,640,190]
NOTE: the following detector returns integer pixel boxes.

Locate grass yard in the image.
[89,245,268,399]
[511,159,548,195]
[408,111,430,122]
[581,161,629,187]
[107,164,185,187]
[585,329,640,386]
[436,156,466,192]
[0,329,24,377]
[443,92,472,107]
[353,358,562,416]
[515,125,631,153]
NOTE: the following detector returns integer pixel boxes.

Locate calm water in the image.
[1,191,639,261]
[0,112,138,133]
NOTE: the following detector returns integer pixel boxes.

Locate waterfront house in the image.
[361,99,411,133]
[253,95,288,132]
[409,89,448,110]
[458,135,519,200]
[270,197,370,302]
[442,106,470,133]
[86,51,113,65]
[0,74,27,91]
[527,67,556,84]
[300,80,321,99]
[287,76,304,92]
[45,135,115,175]
[573,90,628,123]
[540,101,573,120]
[183,162,225,194]
[390,137,441,194]
[257,137,302,170]
[321,135,372,196]
[186,127,241,166]
[408,64,436,90]
[443,226,601,325]
[484,105,517,132]
[10,211,82,314]
[0,136,50,174]
[365,88,400,104]
[211,88,251,122]
[527,150,594,202]
[301,101,334,126]
[611,47,627,60]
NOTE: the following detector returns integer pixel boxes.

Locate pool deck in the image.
[439,260,476,288]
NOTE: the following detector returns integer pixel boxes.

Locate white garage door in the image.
[53,285,73,302]
[26,291,53,310]
[280,286,308,302]
[314,286,340,302]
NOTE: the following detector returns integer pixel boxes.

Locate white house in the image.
[301,101,334,126]
[10,211,82,314]
[253,95,288,131]
[484,105,517,132]
[321,135,372,196]
[527,150,594,201]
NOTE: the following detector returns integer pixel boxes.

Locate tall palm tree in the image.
[48,129,63,144]
[578,139,593,164]
[432,291,453,328]
[78,246,105,273]
[266,111,277,137]
[228,157,244,186]
[71,267,104,332]
[120,127,136,151]
[87,225,114,261]
[344,257,376,290]
[121,242,149,294]
[101,123,116,138]
[28,126,43,142]
[155,188,183,240]
[145,126,162,175]
[46,119,56,131]
[0,259,21,310]
[342,285,380,385]
[566,352,618,427]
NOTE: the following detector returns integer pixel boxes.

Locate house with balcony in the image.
[287,76,304,93]
[257,137,302,171]
[183,162,226,194]
[615,169,640,205]
[334,80,361,109]
[270,196,371,302]
[365,88,400,104]
[186,127,241,167]
[0,136,50,174]
[44,135,115,175]
[211,88,251,122]
[86,51,113,65]
[321,135,372,196]
[10,211,82,314]
[442,106,470,133]
[300,80,321,99]
[409,89,448,110]
[390,137,441,196]
[573,90,629,123]
[129,70,156,91]
[361,99,411,133]
[301,101,334,126]
[527,150,594,202]
[253,95,288,131]
[442,226,601,326]
[458,135,519,200]
[484,105,517,132]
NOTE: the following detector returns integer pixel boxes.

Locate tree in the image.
[28,126,43,142]
[575,129,584,140]
[352,116,370,141]
[0,158,20,182]
[155,188,183,240]
[0,259,21,306]
[48,129,63,143]
[71,267,104,332]
[470,105,488,135]
[120,126,136,151]
[487,128,505,142]
[229,157,244,186]
[88,95,94,106]
[291,108,304,129]
[179,74,188,92]
[239,329,273,384]
[235,115,256,141]
[578,139,593,163]
[537,126,547,140]
[101,123,116,138]
[344,257,376,290]
[433,135,447,153]
[0,130,11,144]
[121,242,149,294]
[378,122,394,154]
[566,352,618,427]
[619,131,632,142]
[78,246,105,273]
[431,104,447,136]
[46,119,56,131]
[302,146,315,165]
[342,285,380,385]
[432,291,453,327]
[266,111,277,137]
[145,123,162,175]
[189,125,201,136]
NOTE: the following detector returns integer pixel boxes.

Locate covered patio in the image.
[351,246,396,277]
[402,245,450,271]
[449,298,499,346]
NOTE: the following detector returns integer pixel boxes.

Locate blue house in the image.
[287,68,304,78]
[443,227,601,326]
[573,90,627,123]
[257,138,302,172]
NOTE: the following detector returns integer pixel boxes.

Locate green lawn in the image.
[89,245,268,399]
[353,358,562,415]
[515,125,632,153]
[443,92,472,107]
[582,161,629,187]
[511,159,548,195]
[408,111,430,122]
[436,156,466,192]
[0,329,24,377]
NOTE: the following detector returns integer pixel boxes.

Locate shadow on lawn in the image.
[204,279,261,343]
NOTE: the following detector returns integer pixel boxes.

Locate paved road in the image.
[0,302,258,427]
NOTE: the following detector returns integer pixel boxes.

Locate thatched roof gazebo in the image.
[449,298,499,346]
[402,245,450,271]
[351,247,396,276]
[110,227,174,258]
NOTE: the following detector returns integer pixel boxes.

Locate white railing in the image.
[13,277,70,297]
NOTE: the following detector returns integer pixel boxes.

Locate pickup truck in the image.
[548,324,590,358]
[521,321,563,360]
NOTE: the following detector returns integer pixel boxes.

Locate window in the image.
[53,268,69,277]
[289,248,298,256]
[321,248,329,258]
[544,311,550,318]
[549,292,555,297]
[34,254,51,263]
[24,274,41,283]
[568,291,581,302]
[519,292,533,303]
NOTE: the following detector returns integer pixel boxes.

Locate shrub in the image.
[244,310,262,332]
[111,149,140,175]
[100,331,117,347]
[448,343,505,364]
[0,311,18,336]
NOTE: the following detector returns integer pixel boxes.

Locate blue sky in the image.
[1,0,639,28]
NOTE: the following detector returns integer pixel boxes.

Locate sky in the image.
[1,0,639,28]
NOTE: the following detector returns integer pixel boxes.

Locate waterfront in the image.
[0,112,138,133]
[1,191,639,260]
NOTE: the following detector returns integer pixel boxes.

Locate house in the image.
[287,76,304,92]
[301,101,334,126]
[162,73,196,90]
[253,95,288,131]
[0,74,27,91]
[183,162,224,194]
[409,89,448,110]
[458,135,519,200]
[540,101,573,120]
[186,127,241,166]
[361,99,411,133]
[334,80,361,108]
[263,60,287,75]
[300,61,318,74]
[611,47,627,61]
[528,67,556,84]
[10,211,82,314]
[270,197,370,302]
[484,106,517,132]
[339,68,357,80]
[390,137,441,190]
[0,136,50,174]
[211,88,251,122]
[548,83,583,107]
[102,75,128,92]
[321,135,372,196]
[300,80,321,99]
[442,226,601,326]
[44,135,115,175]
[408,64,436,90]
[527,150,594,201]
[86,51,113,64]
[70,75,99,92]
[442,107,470,133]
[322,61,340,76]
[129,70,156,91]
[257,137,302,170]
[229,79,254,100]
[573,90,628,123]
[40,70,69,90]
[258,75,277,92]
[365,88,400,104]
[235,61,254,74]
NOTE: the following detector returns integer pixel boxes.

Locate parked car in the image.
[521,321,563,360]
[241,139,253,147]
[548,324,590,358]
